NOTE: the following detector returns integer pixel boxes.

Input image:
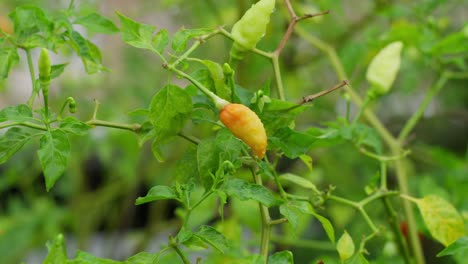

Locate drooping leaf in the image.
[337,231,355,261]
[268,250,294,264]
[0,104,33,122]
[0,48,20,80]
[225,178,281,208]
[67,30,104,74]
[43,234,67,264]
[278,173,317,190]
[437,236,468,257]
[311,212,335,244]
[171,28,214,53]
[117,12,155,50]
[149,84,192,161]
[193,225,230,253]
[413,195,465,246]
[37,129,70,191]
[74,13,119,34]
[135,185,179,205]
[0,127,33,164]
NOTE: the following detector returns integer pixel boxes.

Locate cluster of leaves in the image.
[0,1,467,264]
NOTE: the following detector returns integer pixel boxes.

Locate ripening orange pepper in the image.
[220,103,267,158]
[0,16,13,35]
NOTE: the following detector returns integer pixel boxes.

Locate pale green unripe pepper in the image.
[38,48,51,85]
[366,41,403,96]
[230,0,275,61]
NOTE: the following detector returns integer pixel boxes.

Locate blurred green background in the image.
[0,0,467,263]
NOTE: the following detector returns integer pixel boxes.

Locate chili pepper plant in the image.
[0,0,467,263]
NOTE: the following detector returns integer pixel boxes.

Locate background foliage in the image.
[0,0,467,263]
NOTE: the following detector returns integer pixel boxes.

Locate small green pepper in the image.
[230,0,276,61]
[38,48,51,86]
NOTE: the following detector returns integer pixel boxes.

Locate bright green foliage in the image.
[135,185,179,205]
[172,28,213,53]
[0,104,33,122]
[149,84,192,161]
[268,250,294,264]
[0,127,32,164]
[43,234,67,264]
[0,1,466,264]
[74,13,119,34]
[437,236,468,257]
[413,195,466,246]
[117,12,156,50]
[0,48,19,80]
[225,178,281,207]
[37,129,70,191]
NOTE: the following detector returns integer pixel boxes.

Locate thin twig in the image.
[299,80,349,104]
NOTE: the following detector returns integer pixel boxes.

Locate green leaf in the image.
[366,41,403,95]
[0,48,20,80]
[152,29,169,54]
[171,28,213,53]
[280,200,314,230]
[43,234,67,264]
[149,84,192,161]
[197,130,243,190]
[260,99,309,134]
[270,127,316,158]
[59,117,91,136]
[0,104,33,122]
[9,5,52,43]
[67,30,104,74]
[201,60,231,101]
[431,27,468,56]
[135,185,178,205]
[337,231,355,261]
[74,13,119,34]
[413,195,466,246]
[268,250,294,264]
[311,212,335,244]
[126,252,158,264]
[0,127,32,164]
[340,123,383,154]
[50,63,68,79]
[344,253,370,264]
[193,225,230,253]
[117,12,155,50]
[197,138,220,189]
[279,173,316,190]
[37,129,70,191]
[225,178,280,207]
[67,251,122,264]
[437,236,468,257]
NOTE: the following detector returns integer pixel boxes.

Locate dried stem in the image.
[299,80,348,104]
